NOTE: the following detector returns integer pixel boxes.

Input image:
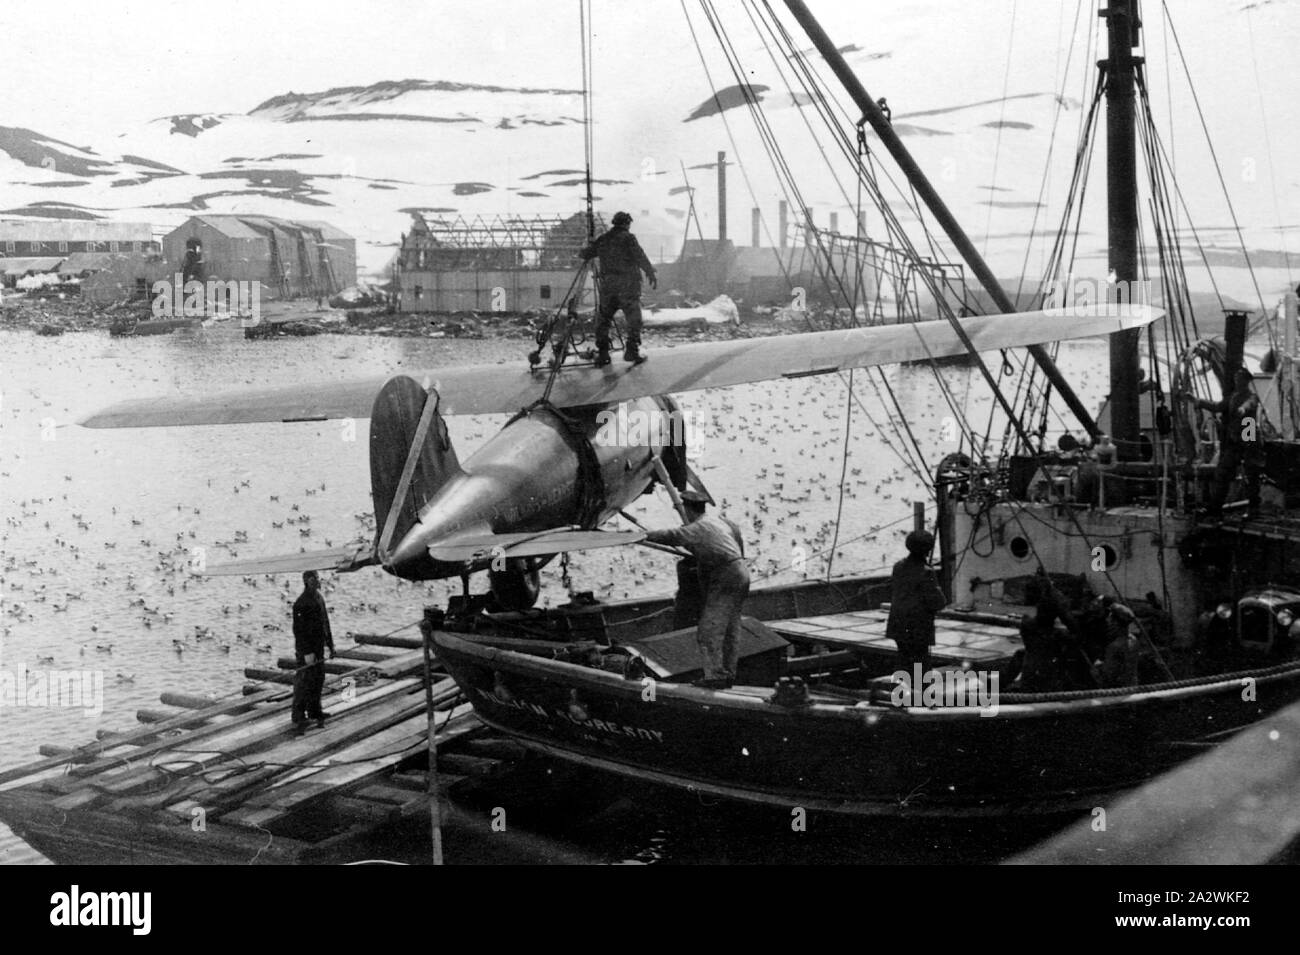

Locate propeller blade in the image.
[427,528,645,563]
[204,544,376,577]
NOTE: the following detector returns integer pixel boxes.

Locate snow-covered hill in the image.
[0,0,1294,301]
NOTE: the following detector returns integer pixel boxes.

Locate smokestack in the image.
[752,207,761,248]
[779,200,788,249]
[829,212,839,234]
[1223,310,1249,385]
[717,151,727,242]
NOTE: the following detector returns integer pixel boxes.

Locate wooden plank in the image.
[437,752,502,775]
[274,657,360,674]
[64,671,370,780]
[353,633,423,650]
[221,706,480,829]
[323,795,402,824]
[97,678,430,800]
[1011,699,1300,865]
[334,648,398,663]
[221,731,426,828]
[0,683,291,787]
[159,692,224,710]
[243,667,294,684]
[783,650,860,675]
[352,782,424,806]
[154,683,463,812]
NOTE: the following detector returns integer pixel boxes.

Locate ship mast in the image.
[1104,0,1143,459]
[781,0,1101,440]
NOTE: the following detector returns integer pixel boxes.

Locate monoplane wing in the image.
[205,544,377,577]
[426,528,645,562]
[79,304,1161,428]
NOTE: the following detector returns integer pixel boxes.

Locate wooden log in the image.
[334,648,397,663]
[353,633,423,650]
[352,782,426,806]
[435,752,501,776]
[275,656,359,674]
[99,679,430,801]
[0,683,291,787]
[38,745,73,759]
[125,680,461,817]
[323,795,402,824]
[0,790,306,864]
[218,720,429,828]
[159,692,222,710]
[218,703,477,828]
[136,707,184,724]
[63,674,351,780]
[243,667,294,684]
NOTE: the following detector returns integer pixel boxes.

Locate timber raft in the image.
[0,632,530,865]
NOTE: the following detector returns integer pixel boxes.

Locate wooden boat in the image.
[430,575,1300,817]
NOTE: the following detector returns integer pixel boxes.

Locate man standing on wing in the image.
[580,211,657,366]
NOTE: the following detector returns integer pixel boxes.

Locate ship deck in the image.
[770,608,1021,666]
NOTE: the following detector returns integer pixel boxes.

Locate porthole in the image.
[1098,543,1120,570]
[1008,536,1031,560]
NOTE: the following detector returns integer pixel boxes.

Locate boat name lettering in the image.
[473,687,663,742]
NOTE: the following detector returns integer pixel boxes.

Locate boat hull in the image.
[432,629,1300,817]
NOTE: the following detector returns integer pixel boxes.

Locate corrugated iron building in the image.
[161,215,356,299]
[0,219,157,257]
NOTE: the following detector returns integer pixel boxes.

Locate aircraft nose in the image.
[385,523,433,577]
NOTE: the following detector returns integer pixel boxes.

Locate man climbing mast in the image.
[580,211,658,366]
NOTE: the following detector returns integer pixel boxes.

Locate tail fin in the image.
[370,375,463,559]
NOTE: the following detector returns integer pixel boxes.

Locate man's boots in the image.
[623,339,646,365]
[594,336,612,367]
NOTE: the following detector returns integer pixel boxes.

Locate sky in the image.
[0,0,1041,132]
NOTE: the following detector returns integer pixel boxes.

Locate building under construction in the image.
[396,212,602,313]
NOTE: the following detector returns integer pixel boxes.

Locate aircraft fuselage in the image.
[384,395,680,579]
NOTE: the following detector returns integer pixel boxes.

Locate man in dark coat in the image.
[580,211,657,366]
[1188,368,1264,516]
[292,570,335,733]
[886,530,947,691]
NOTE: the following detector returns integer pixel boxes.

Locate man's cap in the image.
[612,211,633,227]
[680,489,711,505]
[905,529,935,553]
